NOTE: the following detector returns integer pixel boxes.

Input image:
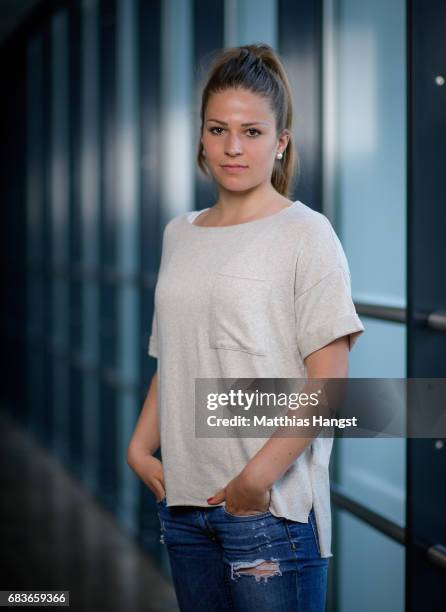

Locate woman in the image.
[127,43,364,611]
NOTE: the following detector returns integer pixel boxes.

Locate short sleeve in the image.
[294,215,365,361]
[146,219,174,360]
[147,308,158,358]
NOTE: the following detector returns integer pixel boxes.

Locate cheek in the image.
[250,144,276,167]
[202,131,220,144]
[202,137,221,158]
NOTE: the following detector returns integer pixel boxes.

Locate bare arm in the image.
[240,335,349,492]
[207,336,350,510]
[127,370,165,501]
[127,370,160,457]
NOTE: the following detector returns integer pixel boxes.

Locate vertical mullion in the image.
[138,0,164,564]
[51,8,71,464]
[42,24,53,447]
[68,1,83,477]
[193,0,225,212]
[99,0,118,511]
[81,0,101,494]
[278,0,323,211]
[160,0,194,224]
[26,35,45,440]
[116,0,140,531]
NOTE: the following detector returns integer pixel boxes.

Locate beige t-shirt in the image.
[148,200,365,558]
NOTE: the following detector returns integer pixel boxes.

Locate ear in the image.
[278,128,291,152]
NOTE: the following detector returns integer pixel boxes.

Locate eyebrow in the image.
[205,119,270,126]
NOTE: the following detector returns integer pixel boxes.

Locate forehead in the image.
[205,88,273,120]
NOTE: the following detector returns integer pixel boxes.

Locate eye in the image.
[209,127,224,135]
[246,128,261,137]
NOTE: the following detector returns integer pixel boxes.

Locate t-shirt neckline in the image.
[186,200,300,230]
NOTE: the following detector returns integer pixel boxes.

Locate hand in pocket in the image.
[145,455,166,502]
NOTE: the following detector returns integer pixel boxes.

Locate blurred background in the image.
[0,0,445,610]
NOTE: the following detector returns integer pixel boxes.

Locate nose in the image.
[224,132,243,156]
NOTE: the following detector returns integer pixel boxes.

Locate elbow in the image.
[126,442,137,468]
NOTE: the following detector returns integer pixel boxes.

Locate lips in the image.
[220,164,248,173]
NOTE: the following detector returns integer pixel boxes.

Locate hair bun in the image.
[243,43,273,57]
[240,44,277,74]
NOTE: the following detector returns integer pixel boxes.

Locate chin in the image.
[218,174,257,187]
[221,183,257,194]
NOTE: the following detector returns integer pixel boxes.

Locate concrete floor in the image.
[0,411,179,612]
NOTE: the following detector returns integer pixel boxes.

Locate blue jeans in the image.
[157,499,329,611]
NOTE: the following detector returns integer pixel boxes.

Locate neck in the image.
[213,184,286,222]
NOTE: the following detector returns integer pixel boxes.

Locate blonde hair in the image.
[196,43,298,197]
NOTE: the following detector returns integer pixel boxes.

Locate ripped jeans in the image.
[157,499,329,612]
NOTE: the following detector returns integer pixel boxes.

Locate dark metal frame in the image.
[406,0,446,609]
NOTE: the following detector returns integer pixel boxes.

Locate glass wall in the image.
[24,0,165,568]
[324,0,407,610]
[334,508,405,611]
[224,0,277,48]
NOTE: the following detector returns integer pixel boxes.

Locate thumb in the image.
[207,488,225,505]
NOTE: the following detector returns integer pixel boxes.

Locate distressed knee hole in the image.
[231,559,282,583]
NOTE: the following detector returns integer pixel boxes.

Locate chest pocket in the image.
[209,273,271,356]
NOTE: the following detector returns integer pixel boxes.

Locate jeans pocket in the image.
[223,506,272,520]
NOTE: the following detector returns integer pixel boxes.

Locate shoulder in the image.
[287,201,334,236]
[288,202,351,279]
[162,211,190,237]
[279,201,339,255]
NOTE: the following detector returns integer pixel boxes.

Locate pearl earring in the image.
[276,151,283,160]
